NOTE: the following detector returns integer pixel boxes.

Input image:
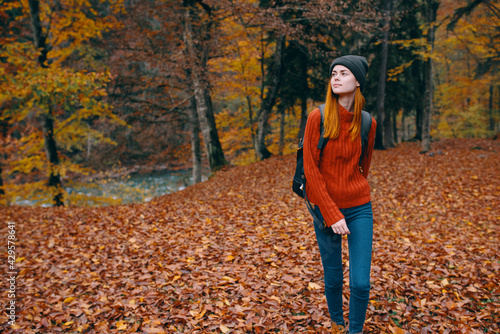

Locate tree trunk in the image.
[384,105,394,148]
[28,0,49,67]
[392,108,398,144]
[86,131,92,161]
[299,96,308,140]
[374,0,391,150]
[411,58,424,141]
[183,7,228,172]
[255,35,285,160]
[498,85,500,133]
[189,96,202,184]
[256,103,273,160]
[421,58,432,151]
[247,95,257,160]
[0,118,7,199]
[422,0,439,152]
[402,108,406,142]
[415,103,423,141]
[202,88,227,170]
[29,0,64,206]
[489,85,494,132]
[279,104,285,155]
[0,162,4,198]
[42,110,64,206]
[298,52,308,140]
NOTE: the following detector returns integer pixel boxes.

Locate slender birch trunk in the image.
[183,6,228,172]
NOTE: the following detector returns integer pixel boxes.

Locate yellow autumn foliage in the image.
[0,0,126,205]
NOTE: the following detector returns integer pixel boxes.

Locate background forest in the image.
[0,0,498,206]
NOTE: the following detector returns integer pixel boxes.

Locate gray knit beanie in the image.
[329,55,368,92]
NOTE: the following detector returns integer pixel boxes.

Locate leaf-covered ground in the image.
[1,139,499,333]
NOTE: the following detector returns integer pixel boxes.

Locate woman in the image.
[303,55,376,334]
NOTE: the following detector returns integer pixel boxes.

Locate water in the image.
[15,168,210,207]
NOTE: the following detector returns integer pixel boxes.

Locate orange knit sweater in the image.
[303,104,377,226]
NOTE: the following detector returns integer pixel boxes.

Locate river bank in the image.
[13,165,211,207]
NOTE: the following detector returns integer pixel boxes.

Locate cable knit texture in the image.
[303,104,376,227]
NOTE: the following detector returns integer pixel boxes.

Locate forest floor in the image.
[0,139,499,334]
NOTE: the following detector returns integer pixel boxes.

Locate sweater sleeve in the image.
[360,117,377,179]
[303,109,344,226]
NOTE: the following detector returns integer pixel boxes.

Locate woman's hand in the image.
[331,218,350,235]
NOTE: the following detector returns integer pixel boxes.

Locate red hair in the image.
[323,85,365,141]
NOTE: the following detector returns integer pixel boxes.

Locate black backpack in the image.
[292,104,372,230]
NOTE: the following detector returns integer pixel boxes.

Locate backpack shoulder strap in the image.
[317,104,328,150]
[359,110,372,166]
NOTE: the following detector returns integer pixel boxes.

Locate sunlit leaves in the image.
[433,0,499,138]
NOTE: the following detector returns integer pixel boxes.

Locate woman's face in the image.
[330,65,360,96]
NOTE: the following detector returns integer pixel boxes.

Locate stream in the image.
[15,168,209,207]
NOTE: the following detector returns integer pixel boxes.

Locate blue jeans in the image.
[313,202,373,334]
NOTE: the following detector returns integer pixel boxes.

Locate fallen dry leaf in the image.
[308,282,322,290]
